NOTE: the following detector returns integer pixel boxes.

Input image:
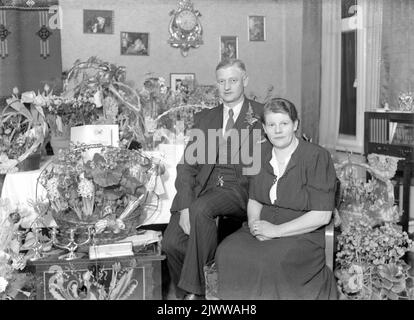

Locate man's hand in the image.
[179,208,191,235]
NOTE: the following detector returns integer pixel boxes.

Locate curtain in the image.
[380,0,414,109]
[319,0,341,150]
[0,1,62,100]
[362,0,383,111]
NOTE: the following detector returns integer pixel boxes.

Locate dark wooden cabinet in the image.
[26,246,165,300]
[364,111,414,232]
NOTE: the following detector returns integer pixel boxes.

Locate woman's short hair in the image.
[216,58,246,73]
[262,97,300,125]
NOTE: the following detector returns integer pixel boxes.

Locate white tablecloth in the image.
[0,144,185,226]
[143,143,185,225]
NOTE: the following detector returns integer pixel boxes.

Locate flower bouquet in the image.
[335,220,413,300]
[0,199,34,300]
[334,154,403,231]
[62,56,146,148]
[38,144,160,244]
[138,76,218,148]
[0,89,48,174]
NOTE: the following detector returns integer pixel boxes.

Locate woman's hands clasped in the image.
[249,220,279,241]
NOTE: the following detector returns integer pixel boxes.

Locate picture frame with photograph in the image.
[121,32,149,56]
[220,36,238,61]
[83,10,114,34]
[248,16,265,41]
[170,73,195,94]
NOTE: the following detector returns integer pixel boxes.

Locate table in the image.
[26,244,165,300]
[0,144,185,226]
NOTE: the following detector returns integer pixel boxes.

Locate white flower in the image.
[12,87,19,95]
[77,175,94,198]
[33,94,46,106]
[160,85,167,94]
[349,264,364,275]
[44,84,50,93]
[0,250,11,263]
[347,273,364,291]
[46,177,60,201]
[129,164,143,179]
[20,91,36,103]
[0,277,9,293]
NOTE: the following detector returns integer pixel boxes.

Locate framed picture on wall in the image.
[248,16,266,41]
[170,73,195,93]
[83,10,114,34]
[121,32,149,56]
[220,36,238,61]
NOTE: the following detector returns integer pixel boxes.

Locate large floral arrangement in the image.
[335,220,413,300]
[39,144,158,237]
[0,89,48,174]
[0,199,33,300]
[334,153,414,300]
[334,154,402,230]
[43,57,145,147]
[138,75,219,147]
[43,90,101,137]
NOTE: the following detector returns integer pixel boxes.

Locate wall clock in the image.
[168,0,203,57]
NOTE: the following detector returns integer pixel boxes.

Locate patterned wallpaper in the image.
[380,0,414,109]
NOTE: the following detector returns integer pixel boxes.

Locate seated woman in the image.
[215,98,338,300]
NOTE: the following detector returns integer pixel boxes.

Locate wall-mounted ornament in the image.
[37,10,52,59]
[167,0,203,57]
[0,10,10,58]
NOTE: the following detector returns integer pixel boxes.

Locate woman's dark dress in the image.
[215,139,338,299]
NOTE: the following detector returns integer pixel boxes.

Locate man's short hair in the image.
[216,58,246,73]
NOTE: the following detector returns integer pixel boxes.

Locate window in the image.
[339,30,357,136]
[320,0,382,153]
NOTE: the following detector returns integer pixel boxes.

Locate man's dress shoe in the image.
[183,293,206,300]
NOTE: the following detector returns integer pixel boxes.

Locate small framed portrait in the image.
[170,73,195,93]
[220,36,238,61]
[248,16,266,41]
[121,32,149,56]
[83,10,114,34]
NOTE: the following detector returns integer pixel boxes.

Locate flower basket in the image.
[0,92,48,174]
[39,144,161,244]
[334,154,413,300]
[52,201,151,245]
[334,154,402,232]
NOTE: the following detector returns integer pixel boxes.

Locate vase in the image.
[50,134,70,156]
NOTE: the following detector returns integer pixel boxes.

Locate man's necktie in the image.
[225,108,235,133]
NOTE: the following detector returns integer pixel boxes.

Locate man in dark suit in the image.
[162,59,264,300]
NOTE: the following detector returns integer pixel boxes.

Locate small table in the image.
[26,245,165,300]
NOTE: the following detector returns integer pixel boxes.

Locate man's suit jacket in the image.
[171,97,264,213]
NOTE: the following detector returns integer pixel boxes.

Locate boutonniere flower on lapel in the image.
[245,103,259,127]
